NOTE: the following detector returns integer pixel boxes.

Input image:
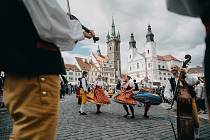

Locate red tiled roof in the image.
[188,66,204,74]
[93,53,108,64]
[157,55,181,61]
[75,57,91,71]
[65,64,80,71]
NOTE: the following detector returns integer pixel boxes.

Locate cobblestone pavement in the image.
[1,94,210,140]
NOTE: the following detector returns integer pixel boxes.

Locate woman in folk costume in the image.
[114,74,138,119]
[93,75,110,114]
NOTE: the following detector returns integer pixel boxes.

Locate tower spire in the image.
[106,31,110,41]
[146,25,154,42]
[111,16,116,37]
[97,45,101,55]
[117,29,120,39]
[129,33,136,48]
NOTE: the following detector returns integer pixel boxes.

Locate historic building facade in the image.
[128,25,182,86]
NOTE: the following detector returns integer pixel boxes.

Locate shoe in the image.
[123,114,129,118]
[143,115,149,118]
[96,111,102,114]
[130,115,135,119]
[79,112,87,115]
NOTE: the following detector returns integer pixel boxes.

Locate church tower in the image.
[107,17,121,82]
[144,25,157,58]
[144,25,158,84]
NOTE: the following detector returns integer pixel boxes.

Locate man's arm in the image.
[185,73,198,86]
[22,0,84,50]
[164,80,173,100]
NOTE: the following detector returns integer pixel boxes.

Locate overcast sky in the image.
[58,0,206,72]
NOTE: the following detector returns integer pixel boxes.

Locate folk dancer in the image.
[114,74,138,119]
[79,71,89,115]
[92,75,110,114]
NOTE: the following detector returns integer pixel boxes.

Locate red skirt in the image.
[88,87,110,105]
[114,91,138,105]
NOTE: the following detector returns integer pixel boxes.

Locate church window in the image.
[137,63,139,69]
[110,47,111,51]
[148,50,149,54]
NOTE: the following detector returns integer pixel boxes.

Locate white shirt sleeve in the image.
[82,78,88,92]
[185,74,198,86]
[164,80,173,100]
[22,0,84,51]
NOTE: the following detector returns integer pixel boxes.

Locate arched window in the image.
[148,50,149,54]
[130,55,132,59]
[110,47,111,51]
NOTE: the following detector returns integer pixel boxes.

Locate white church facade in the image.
[128,25,182,86]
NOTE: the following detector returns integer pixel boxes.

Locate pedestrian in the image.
[1,0,95,139]
[195,79,207,114]
[116,78,121,92]
[133,79,139,93]
[114,74,138,119]
[166,0,210,120]
[92,75,110,114]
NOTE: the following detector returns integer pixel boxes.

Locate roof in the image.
[188,66,204,74]
[75,57,91,71]
[157,55,181,61]
[93,53,108,64]
[65,64,80,71]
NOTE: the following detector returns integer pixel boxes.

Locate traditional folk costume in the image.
[88,80,110,114]
[114,80,138,118]
[1,1,84,139]
[79,75,89,115]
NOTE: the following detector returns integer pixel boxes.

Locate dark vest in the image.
[0,0,65,75]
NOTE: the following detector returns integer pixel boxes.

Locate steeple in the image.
[117,29,120,39]
[111,16,116,37]
[96,45,101,55]
[106,31,110,41]
[146,25,154,42]
[129,33,136,48]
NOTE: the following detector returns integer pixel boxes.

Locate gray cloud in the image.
[58,0,206,72]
